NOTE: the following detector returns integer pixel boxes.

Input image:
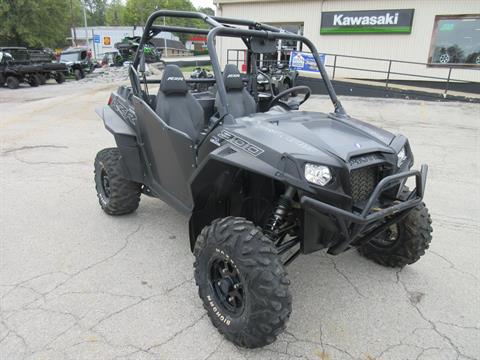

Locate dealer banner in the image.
[321,9,414,34]
[289,51,325,72]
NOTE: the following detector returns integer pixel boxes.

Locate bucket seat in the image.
[155,65,204,141]
[216,64,256,118]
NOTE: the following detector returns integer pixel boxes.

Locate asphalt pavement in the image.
[0,80,479,360]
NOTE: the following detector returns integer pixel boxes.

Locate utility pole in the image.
[70,0,77,46]
[82,0,89,47]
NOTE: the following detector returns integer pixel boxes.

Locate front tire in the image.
[358,201,432,267]
[194,217,291,348]
[94,148,141,215]
[6,76,20,89]
[55,73,65,84]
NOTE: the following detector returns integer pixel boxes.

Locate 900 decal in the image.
[216,130,264,157]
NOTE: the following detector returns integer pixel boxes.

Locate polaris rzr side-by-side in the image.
[94,10,432,348]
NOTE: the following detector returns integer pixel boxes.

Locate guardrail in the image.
[226,49,480,97]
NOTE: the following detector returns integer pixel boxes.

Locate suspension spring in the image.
[266,186,296,238]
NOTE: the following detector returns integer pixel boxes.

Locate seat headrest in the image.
[223,64,244,91]
[160,65,188,95]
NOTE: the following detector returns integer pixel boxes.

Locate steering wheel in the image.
[268,85,311,110]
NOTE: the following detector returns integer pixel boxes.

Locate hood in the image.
[232,111,395,162]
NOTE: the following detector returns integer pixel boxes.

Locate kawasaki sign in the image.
[321,9,414,34]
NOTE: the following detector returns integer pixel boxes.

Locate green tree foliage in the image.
[0,0,73,48]
[0,0,215,48]
[198,6,215,16]
[105,0,124,26]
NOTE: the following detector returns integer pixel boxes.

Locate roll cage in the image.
[131,10,346,122]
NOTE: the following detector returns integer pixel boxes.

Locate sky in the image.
[191,0,215,9]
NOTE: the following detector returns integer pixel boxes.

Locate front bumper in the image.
[300,164,428,254]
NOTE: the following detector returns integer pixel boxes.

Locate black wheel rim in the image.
[208,257,245,316]
[101,169,111,198]
[371,223,401,248]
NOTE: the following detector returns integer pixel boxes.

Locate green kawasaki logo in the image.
[321,9,414,34]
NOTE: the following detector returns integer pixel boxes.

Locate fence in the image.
[226,49,480,97]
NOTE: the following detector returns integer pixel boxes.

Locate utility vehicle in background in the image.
[93,10,433,348]
[59,47,94,80]
[0,47,66,89]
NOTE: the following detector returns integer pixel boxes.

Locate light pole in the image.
[82,1,89,47]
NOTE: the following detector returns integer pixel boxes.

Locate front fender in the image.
[96,105,144,183]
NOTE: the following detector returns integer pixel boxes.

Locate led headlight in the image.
[304,163,332,186]
[397,147,407,167]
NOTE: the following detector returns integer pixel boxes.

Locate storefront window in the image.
[428,14,480,66]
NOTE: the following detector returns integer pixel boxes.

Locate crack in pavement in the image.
[396,269,477,360]
[1,145,68,155]
[320,253,365,298]
[429,250,480,283]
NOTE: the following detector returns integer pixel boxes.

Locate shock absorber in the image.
[266,186,296,240]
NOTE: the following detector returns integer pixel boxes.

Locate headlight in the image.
[304,163,332,186]
[397,147,407,167]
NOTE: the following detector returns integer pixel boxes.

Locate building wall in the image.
[215,0,480,81]
[71,27,179,58]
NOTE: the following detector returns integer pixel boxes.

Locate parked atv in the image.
[59,47,94,80]
[94,10,432,349]
[256,63,298,96]
[270,62,298,93]
[189,67,213,91]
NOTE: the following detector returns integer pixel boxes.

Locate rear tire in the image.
[55,72,65,84]
[29,74,40,87]
[0,73,5,87]
[358,198,432,268]
[94,148,141,215]
[38,74,46,85]
[194,217,291,348]
[6,76,19,89]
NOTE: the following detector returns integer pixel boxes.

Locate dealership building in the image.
[214,0,480,83]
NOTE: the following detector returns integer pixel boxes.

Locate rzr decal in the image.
[110,95,137,124]
[217,130,264,157]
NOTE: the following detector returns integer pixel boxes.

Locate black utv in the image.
[94,10,432,348]
[0,47,66,88]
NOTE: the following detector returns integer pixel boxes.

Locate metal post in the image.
[332,54,337,80]
[385,60,392,89]
[163,16,168,58]
[444,67,452,97]
[82,0,88,47]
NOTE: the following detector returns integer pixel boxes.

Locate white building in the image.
[214,0,480,82]
[70,26,179,58]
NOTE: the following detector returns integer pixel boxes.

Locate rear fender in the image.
[97,105,144,183]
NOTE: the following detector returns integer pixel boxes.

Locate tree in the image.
[105,0,124,26]
[197,6,214,16]
[0,0,73,48]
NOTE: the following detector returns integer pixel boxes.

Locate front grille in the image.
[350,166,378,203]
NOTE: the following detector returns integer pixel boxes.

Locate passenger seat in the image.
[215,64,256,118]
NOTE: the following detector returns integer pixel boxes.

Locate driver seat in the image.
[216,64,256,118]
[155,65,204,141]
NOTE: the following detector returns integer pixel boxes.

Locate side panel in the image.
[132,96,195,210]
